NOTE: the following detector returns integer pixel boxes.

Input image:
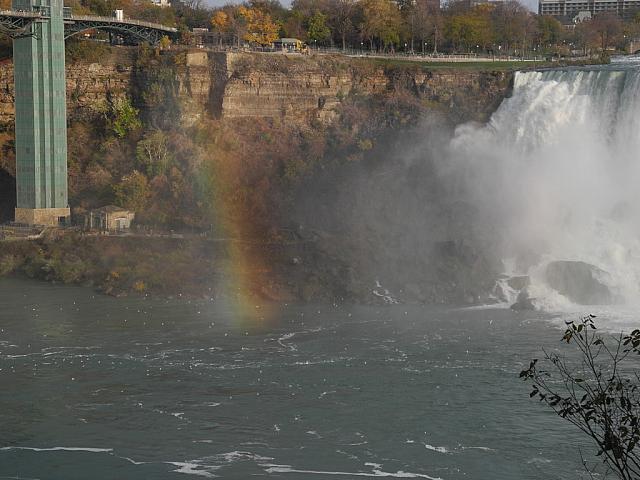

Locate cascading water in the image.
[446,58,640,316]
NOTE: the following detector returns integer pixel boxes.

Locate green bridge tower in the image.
[0,5,175,225]
[13,0,69,226]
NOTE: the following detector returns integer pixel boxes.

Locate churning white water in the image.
[446,58,640,321]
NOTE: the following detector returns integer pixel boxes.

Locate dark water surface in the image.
[0,277,589,479]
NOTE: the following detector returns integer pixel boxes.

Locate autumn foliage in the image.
[201,0,640,55]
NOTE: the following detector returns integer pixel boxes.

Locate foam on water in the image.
[0,447,113,453]
[446,57,640,329]
[0,282,594,479]
[262,464,443,479]
[167,462,218,478]
[423,444,450,454]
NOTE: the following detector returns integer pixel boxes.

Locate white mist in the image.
[445,60,640,313]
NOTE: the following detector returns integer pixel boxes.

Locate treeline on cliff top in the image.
[204,0,638,55]
[14,0,636,56]
[0,0,632,57]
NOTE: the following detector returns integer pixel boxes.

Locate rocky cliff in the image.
[0,48,517,304]
[0,49,512,130]
[216,53,512,124]
[170,51,513,126]
[0,49,133,128]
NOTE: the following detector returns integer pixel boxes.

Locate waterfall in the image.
[446,59,640,312]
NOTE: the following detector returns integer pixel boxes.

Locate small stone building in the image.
[86,205,135,232]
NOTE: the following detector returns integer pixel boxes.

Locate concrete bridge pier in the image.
[0,5,176,226]
[13,0,69,226]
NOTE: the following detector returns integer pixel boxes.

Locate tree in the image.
[307,10,331,44]
[228,6,250,46]
[114,171,151,213]
[110,97,141,138]
[248,0,289,22]
[136,130,173,177]
[414,0,443,54]
[402,0,417,52]
[159,35,171,50]
[491,1,532,54]
[521,315,640,480]
[328,0,356,50]
[173,0,211,31]
[283,9,307,40]
[210,10,231,45]
[589,13,623,51]
[621,21,640,51]
[536,15,563,52]
[571,19,599,55]
[360,0,402,51]
[238,6,280,46]
[445,7,492,53]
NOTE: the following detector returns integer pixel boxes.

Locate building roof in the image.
[275,38,303,43]
[93,205,132,213]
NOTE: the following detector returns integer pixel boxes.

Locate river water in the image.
[7,58,640,479]
[0,277,593,479]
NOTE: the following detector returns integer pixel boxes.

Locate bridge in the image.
[2,0,177,226]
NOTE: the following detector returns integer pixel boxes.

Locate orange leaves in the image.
[237,6,280,46]
[211,10,231,33]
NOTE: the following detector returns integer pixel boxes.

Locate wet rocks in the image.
[545,260,617,305]
[511,289,535,311]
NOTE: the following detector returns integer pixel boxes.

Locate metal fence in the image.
[179,42,554,62]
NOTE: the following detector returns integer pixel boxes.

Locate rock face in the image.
[0,49,513,130]
[0,49,134,127]
[511,289,536,311]
[211,53,513,125]
[0,49,516,304]
[545,260,617,305]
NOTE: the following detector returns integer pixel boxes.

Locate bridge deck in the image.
[65,14,177,33]
[0,9,41,18]
[0,9,177,34]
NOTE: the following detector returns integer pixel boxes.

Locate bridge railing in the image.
[0,9,42,18]
[64,14,177,33]
[0,9,177,34]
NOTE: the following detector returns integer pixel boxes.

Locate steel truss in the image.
[0,11,41,38]
[64,15,178,44]
[0,10,177,44]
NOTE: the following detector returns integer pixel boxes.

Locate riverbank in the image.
[0,227,498,305]
[0,233,364,302]
[0,47,514,303]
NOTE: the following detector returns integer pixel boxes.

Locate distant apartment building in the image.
[446,0,506,8]
[539,0,640,21]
